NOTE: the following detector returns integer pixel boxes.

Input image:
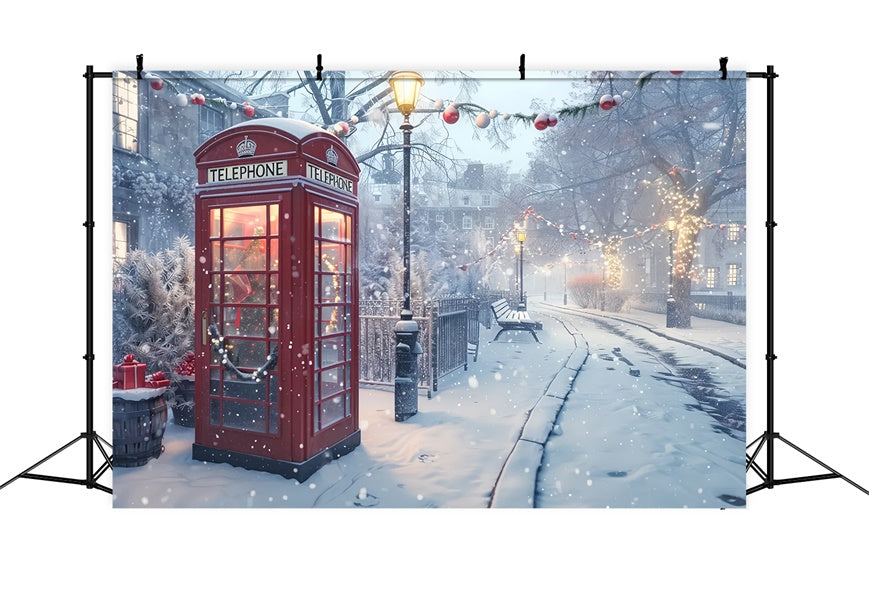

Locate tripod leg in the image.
[94,436,113,468]
[776,435,869,496]
[0,435,85,491]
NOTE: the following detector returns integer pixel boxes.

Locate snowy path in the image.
[534,306,747,508]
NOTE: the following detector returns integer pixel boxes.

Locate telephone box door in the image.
[197,198,286,453]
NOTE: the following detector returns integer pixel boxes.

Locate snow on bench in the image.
[490,298,543,343]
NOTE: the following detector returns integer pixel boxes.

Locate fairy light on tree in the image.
[602,237,624,290]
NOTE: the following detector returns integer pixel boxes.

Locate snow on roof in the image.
[229,117,328,140]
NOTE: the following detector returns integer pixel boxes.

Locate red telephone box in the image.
[192,118,360,482]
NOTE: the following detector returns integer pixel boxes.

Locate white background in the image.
[1,3,867,592]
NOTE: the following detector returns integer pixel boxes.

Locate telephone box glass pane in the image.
[268,376,279,403]
[320,306,344,335]
[269,239,279,270]
[224,378,267,401]
[223,306,268,338]
[210,209,221,238]
[211,241,221,270]
[268,205,279,236]
[321,242,345,273]
[268,309,279,337]
[224,273,266,304]
[222,400,266,433]
[229,337,267,366]
[222,205,267,238]
[268,405,279,434]
[224,239,266,271]
[320,395,345,428]
[269,275,278,304]
[320,209,346,241]
[210,398,220,425]
[320,337,345,368]
[320,274,343,302]
[320,366,343,398]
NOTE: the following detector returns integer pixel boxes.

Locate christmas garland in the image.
[138,70,669,137]
[208,324,278,382]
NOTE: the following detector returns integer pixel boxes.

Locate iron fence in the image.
[631,292,746,324]
[359,296,487,393]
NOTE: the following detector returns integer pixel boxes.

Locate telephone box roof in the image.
[228,117,329,140]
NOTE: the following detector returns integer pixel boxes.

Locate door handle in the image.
[202,311,208,346]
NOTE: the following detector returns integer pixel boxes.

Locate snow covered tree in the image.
[524,72,745,324]
[113,237,195,388]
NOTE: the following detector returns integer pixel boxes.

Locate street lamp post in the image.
[543,267,550,302]
[517,229,526,310]
[666,219,677,328]
[513,243,521,299]
[562,255,569,306]
[389,71,424,422]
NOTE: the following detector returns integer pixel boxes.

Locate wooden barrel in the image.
[171,378,196,428]
[113,392,168,467]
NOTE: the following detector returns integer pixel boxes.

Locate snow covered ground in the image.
[535,304,746,508]
[113,304,745,508]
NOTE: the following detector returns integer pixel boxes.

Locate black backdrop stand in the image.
[1,61,866,499]
[0,65,113,495]
[745,65,868,497]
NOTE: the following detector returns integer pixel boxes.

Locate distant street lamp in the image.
[562,255,569,306]
[514,243,521,298]
[517,229,527,310]
[544,266,551,302]
[389,71,424,422]
[666,218,677,328]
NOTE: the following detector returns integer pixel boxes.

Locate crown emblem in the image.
[326,146,339,166]
[236,135,257,158]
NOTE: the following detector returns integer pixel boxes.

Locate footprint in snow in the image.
[354,492,380,507]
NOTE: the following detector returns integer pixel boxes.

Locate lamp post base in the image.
[665,298,677,328]
[394,310,421,422]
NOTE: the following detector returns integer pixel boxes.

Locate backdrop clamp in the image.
[316,54,323,80]
[719,56,728,79]
[519,54,525,80]
[136,54,144,79]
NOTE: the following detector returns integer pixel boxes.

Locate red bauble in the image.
[442,105,459,124]
[242,102,255,117]
[534,113,549,130]
[547,116,557,127]
[190,93,206,105]
[599,95,615,110]
[669,70,684,75]
[150,79,163,91]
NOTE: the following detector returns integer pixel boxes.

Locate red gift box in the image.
[145,371,170,389]
[113,354,147,389]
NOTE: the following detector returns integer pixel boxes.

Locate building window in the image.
[462,196,470,206]
[113,220,130,265]
[482,194,492,207]
[113,73,139,152]
[199,105,225,143]
[462,215,473,230]
[705,267,719,289]
[727,263,741,287]
[727,223,740,241]
[435,214,445,224]
[483,216,495,230]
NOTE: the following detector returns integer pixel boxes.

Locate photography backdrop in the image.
[1,2,867,591]
[111,70,747,508]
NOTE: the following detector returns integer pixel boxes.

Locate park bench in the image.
[490,298,543,343]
